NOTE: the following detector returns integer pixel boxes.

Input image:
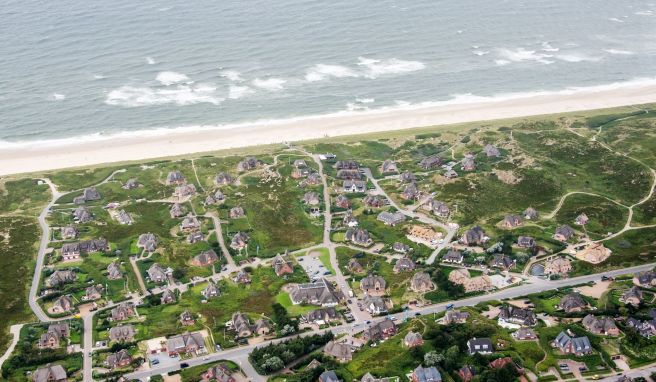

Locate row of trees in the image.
[249,332,334,374]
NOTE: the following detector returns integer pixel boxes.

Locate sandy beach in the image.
[2,82,656,176]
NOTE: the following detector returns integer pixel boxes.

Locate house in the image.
[410,272,434,292]
[404,331,424,348]
[47,270,77,288]
[289,278,341,306]
[419,156,441,170]
[407,225,442,247]
[109,325,136,342]
[393,257,416,273]
[255,319,272,335]
[60,238,109,260]
[230,232,249,250]
[323,341,352,363]
[111,303,135,321]
[512,327,538,340]
[137,233,158,252]
[363,195,386,208]
[301,173,321,187]
[342,212,358,228]
[233,270,251,284]
[335,160,359,170]
[458,366,476,382]
[32,364,67,382]
[442,249,463,264]
[272,254,294,276]
[343,180,366,193]
[363,296,391,315]
[448,269,493,293]
[181,214,201,231]
[180,310,195,326]
[392,242,410,254]
[123,178,139,190]
[400,171,416,183]
[360,274,387,296]
[305,307,340,325]
[205,191,225,205]
[347,258,365,274]
[167,331,206,356]
[553,225,575,242]
[634,271,656,287]
[116,209,133,223]
[461,153,475,171]
[501,214,523,228]
[626,318,656,338]
[460,226,487,246]
[467,337,493,354]
[73,206,93,223]
[319,370,341,382]
[489,357,522,373]
[105,349,132,369]
[84,285,103,300]
[292,160,310,178]
[559,293,587,313]
[620,286,643,306]
[61,226,78,240]
[444,310,469,324]
[228,206,246,219]
[575,243,611,264]
[575,213,589,225]
[74,187,101,204]
[444,169,458,179]
[38,324,70,349]
[147,263,168,284]
[161,289,176,304]
[517,236,535,248]
[363,319,397,341]
[491,254,514,270]
[303,192,320,206]
[191,249,219,266]
[215,172,233,186]
[361,373,396,382]
[544,257,572,276]
[377,211,405,226]
[498,305,537,327]
[411,366,442,382]
[582,315,620,336]
[202,364,236,382]
[173,184,197,199]
[202,282,221,299]
[553,331,592,355]
[345,228,372,246]
[237,157,259,172]
[335,195,351,209]
[188,231,206,244]
[380,160,398,174]
[231,312,252,337]
[166,171,186,185]
[428,200,450,218]
[337,169,362,180]
[483,144,500,157]
[523,207,538,220]
[401,183,419,200]
[170,203,186,218]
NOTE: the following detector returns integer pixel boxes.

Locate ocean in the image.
[1,0,655,147]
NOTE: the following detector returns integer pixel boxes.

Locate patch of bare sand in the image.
[482,306,501,319]
[493,170,522,185]
[577,280,611,299]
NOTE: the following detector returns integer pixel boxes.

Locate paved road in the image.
[205,211,236,268]
[125,262,655,381]
[82,313,94,382]
[0,324,24,369]
[29,179,63,322]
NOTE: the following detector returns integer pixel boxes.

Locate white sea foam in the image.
[472,50,489,56]
[609,17,624,23]
[541,42,560,52]
[496,48,554,64]
[156,71,190,85]
[227,85,255,100]
[305,64,359,82]
[8,77,656,150]
[93,74,105,80]
[355,98,375,104]
[252,78,286,91]
[50,93,66,101]
[105,83,223,107]
[146,57,156,65]
[357,57,426,79]
[220,70,243,82]
[494,59,511,66]
[635,10,654,16]
[554,53,601,63]
[603,48,634,55]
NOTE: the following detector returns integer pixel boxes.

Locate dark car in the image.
[180,362,189,368]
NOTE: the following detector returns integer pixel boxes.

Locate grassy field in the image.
[552,193,629,240]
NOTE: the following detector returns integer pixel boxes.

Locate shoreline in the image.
[2,81,656,176]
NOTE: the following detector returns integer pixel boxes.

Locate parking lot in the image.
[297,254,331,280]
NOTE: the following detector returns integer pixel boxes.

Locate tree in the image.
[261,356,284,373]
[424,351,444,366]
